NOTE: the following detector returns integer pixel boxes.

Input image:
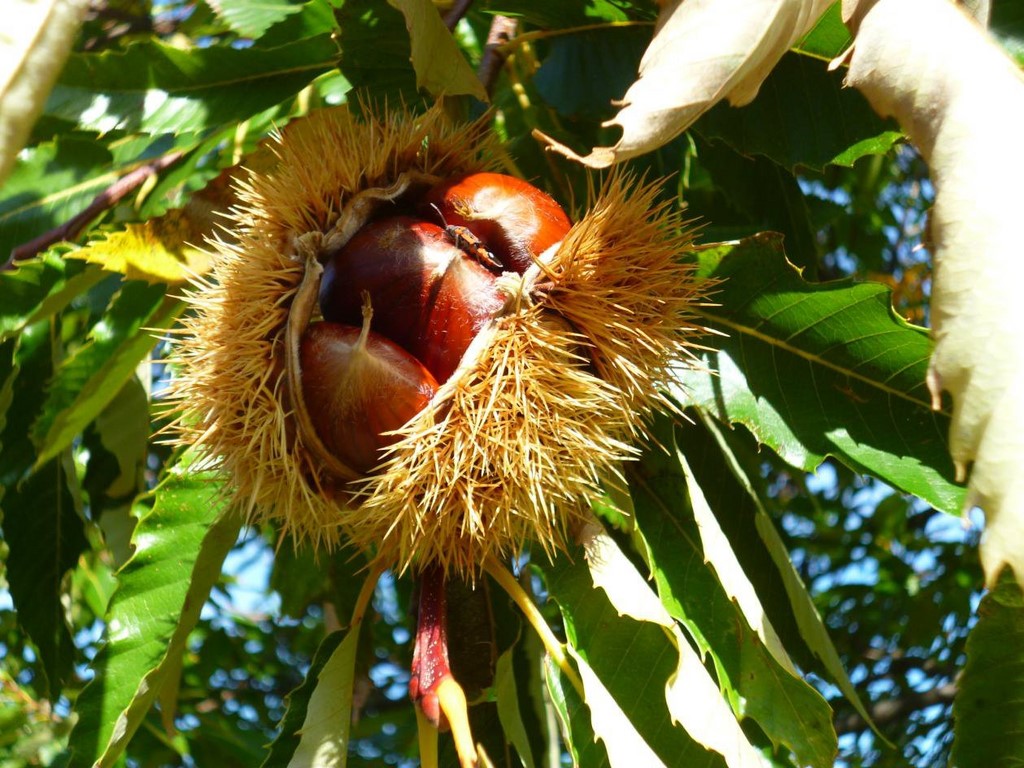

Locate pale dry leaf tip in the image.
[847,0,1024,588]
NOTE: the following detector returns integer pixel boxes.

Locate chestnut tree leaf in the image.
[0,0,89,186]
[577,520,766,768]
[494,647,537,768]
[546,554,725,767]
[567,645,666,767]
[386,0,488,102]
[259,630,357,768]
[675,234,966,518]
[44,35,338,135]
[205,0,304,39]
[684,414,878,739]
[951,573,1024,766]
[0,325,88,698]
[629,418,851,764]
[69,211,215,285]
[0,251,105,343]
[845,0,1024,588]
[31,281,181,470]
[0,136,117,261]
[535,0,832,167]
[66,455,240,768]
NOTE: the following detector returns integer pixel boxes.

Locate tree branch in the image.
[4,151,184,270]
[477,15,518,97]
[835,681,958,734]
[443,0,473,31]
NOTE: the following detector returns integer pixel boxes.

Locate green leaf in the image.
[45,36,339,134]
[695,52,902,172]
[66,460,240,768]
[261,630,349,767]
[690,137,820,274]
[32,281,180,470]
[386,0,487,101]
[0,250,105,343]
[2,456,88,698]
[543,655,607,768]
[991,0,1024,65]
[533,26,648,120]
[680,414,878,737]
[206,0,304,39]
[277,628,359,767]
[545,553,725,768]
[677,234,966,516]
[628,418,837,766]
[1,323,88,698]
[334,0,419,102]
[576,521,766,766]
[494,647,536,768]
[0,136,115,260]
[952,573,1024,766]
[793,3,851,61]
[94,376,149,499]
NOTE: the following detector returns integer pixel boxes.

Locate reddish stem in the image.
[409,565,452,729]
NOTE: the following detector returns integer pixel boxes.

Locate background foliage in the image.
[1,1,1021,767]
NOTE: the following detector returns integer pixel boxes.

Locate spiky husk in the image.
[170,105,708,574]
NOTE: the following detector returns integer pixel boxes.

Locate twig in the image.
[5,150,185,270]
[443,0,473,30]
[835,681,958,734]
[477,15,518,98]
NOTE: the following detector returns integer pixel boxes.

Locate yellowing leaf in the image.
[845,0,1024,588]
[536,0,831,168]
[579,521,764,767]
[0,0,89,186]
[70,210,213,285]
[386,0,488,102]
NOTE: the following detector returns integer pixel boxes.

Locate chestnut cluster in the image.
[300,173,572,474]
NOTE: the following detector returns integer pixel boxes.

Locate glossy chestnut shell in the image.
[422,172,572,273]
[319,216,504,382]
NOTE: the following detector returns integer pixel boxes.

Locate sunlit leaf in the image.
[577,521,765,767]
[206,0,304,39]
[546,552,726,767]
[70,211,214,285]
[846,0,1024,589]
[676,234,965,516]
[46,36,339,134]
[688,414,878,739]
[0,136,117,260]
[793,2,851,60]
[629,418,842,765]
[0,250,105,343]
[66,458,239,768]
[386,0,487,102]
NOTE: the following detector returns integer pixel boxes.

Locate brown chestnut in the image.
[319,216,504,382]
[422,172,572,273]
[300,320,438,474]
